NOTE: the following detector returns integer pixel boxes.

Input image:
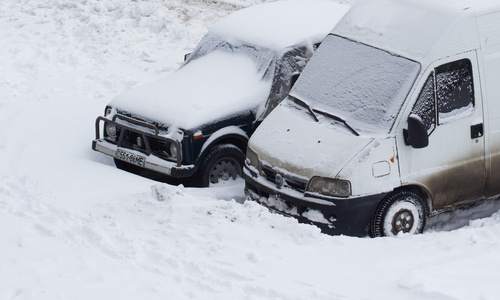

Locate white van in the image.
[243,0,500,237]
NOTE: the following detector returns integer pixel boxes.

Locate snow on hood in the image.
[248,103,373,179]
[210,0,350,50]
[333,0,480,62]
[110,51,271,129]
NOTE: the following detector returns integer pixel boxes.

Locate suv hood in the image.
[249,104,373,179]
[110,51,271,130]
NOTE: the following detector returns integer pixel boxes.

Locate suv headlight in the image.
[245,146,259,170]
[170,142,179,158]
[105,123,117,138]
[307,177,351,198]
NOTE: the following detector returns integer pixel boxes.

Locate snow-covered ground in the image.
[2,0,500,299]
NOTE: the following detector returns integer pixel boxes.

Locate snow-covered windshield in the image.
[289,35,421,135]
[185,33,276,79]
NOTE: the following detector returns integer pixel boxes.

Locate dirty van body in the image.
[91,1,349,187]
[244,0,500,236]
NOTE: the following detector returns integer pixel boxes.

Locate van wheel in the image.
[371,191,426,237]
[198,144,245,187]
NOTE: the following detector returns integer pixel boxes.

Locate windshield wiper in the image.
[313,109,360,136]
[289,96,359,136]
[289,96,319,122]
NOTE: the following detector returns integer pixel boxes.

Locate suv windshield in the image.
[289,35,421,135]
[185,33,276,78]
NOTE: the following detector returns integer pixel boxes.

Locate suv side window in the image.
[262,47,308,119]
[411,58,474,134]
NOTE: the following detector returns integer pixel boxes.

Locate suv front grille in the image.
[111,126,175,161]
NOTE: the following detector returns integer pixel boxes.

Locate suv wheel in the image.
[198,144,245,187]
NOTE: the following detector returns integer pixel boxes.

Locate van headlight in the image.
[245,146,259,169]
[307,177,351,198]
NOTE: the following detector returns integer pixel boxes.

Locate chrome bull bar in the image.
[95,114,182,167]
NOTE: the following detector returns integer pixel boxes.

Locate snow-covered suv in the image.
[92,0,348,186]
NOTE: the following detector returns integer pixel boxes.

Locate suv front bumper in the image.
[243,167,387,237]
[92,115,196,178]
[92,139,195,178]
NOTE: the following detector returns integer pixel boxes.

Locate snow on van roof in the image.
[333,0,500,63]
[209,0,350,50]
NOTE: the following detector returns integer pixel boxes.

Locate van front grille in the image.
[261,165,308,192]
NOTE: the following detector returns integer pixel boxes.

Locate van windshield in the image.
[289,35,420,135]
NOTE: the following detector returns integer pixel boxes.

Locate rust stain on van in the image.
[485,150,500,197]
[418,161,484,212]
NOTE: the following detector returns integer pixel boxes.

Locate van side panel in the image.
[398,52,485,212]
[478,12,500,197]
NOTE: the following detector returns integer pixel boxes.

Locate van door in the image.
[398,52,485,212]
[481,46,500,197]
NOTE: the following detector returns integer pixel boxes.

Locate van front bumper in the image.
[243,167,387,237]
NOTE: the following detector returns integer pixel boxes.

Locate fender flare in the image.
[195,126,249,166]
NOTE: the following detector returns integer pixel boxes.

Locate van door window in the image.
[411,59,474,134]
[436,59,475,125]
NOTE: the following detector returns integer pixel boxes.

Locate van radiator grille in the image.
[261,165,307,192]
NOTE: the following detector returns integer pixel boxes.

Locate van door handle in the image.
[471,123,483,139]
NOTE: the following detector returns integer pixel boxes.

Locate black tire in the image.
[114,158,143,174]
[197,144,245,187]
[371,190,427,237]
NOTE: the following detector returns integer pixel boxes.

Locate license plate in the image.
[115,149,146,167]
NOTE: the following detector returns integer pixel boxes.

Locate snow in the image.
[290,34,421,135]
[3,0,500,299]
[108,0,349,130]
[209,0,350,50]
[110,50,271,129]
[333,0,487,63]
[248,103,374,179]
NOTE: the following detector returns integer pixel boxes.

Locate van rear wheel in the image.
[371,191,426,237]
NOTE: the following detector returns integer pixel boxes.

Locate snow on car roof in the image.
[209,0,350,50]
[333,0,500,63]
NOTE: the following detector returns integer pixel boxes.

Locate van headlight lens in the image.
[245,146,259,169]
[307,177,351,197]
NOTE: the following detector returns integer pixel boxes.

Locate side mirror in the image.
[406,114,429,149]
[184,53,191,61]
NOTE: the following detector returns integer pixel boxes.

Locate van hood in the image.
[110,51,271,130]
[249,104,373,179]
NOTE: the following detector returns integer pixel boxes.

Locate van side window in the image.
[436,59,474,125]
[412,75,436,134]
[411,58,474,134]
